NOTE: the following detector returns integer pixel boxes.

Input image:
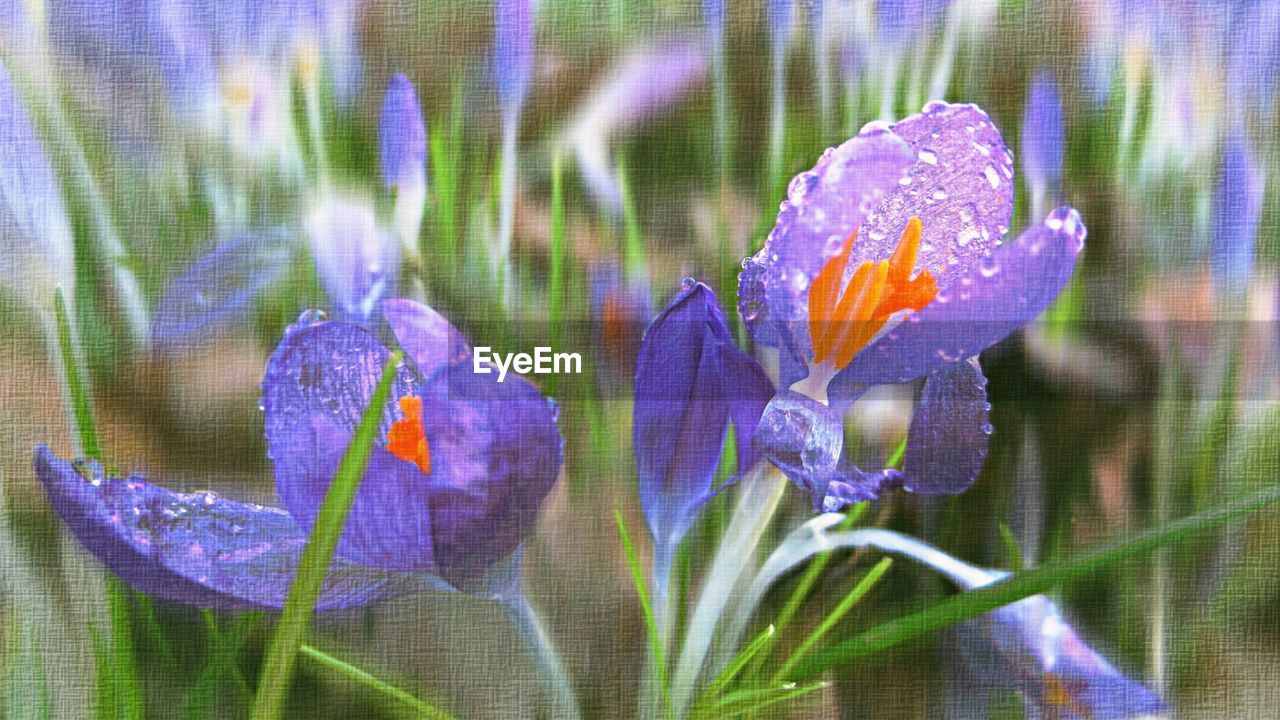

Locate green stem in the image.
[249,352,403,720]
[299,645,455,720]
[53,288,98,459]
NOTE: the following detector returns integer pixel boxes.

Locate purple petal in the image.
[379,73,428,192]
[0,61,75,307]
[704,0,725,41]
[723,345,774,473]
[1209,132,1265,296]
[381,298,472,381]
[768,0,795,44]
[305,195,398,324]
[957,594,1165,720]
[830,206,1086,395]
[753,389,845,510]
[569,39,708,212]
[634,282,735,550]
[151,231,294,351]
[739,127,916,386]
[493,0,534,112]
[902,357,990,495]
[418,362,563,589]
[33,446,428,611]
[1022,69,1065,203]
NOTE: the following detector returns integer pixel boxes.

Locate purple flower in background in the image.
[1208,132,1265,300]
[568,38,708,212]
[38,299,563,605]
[739,102,1085,509]
[634,281,773,561]
[955,580,1165,719]
[0,60,75,312]
[493,0,535,116]
[379,73,428,194]
[1022,69,1065,220]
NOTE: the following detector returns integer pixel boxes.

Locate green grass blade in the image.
[694,681,828,720]
[107,577,144,720]
[792,483,1280,679]
[616,158,646,278]
[249,352,403,720]
[996,523,1025,572]
[54,287,98,459]
[697,624,774,706]
[299,644,456,720]
[548,149,566,390]
[614,508,670,716]
[770,557,893,683]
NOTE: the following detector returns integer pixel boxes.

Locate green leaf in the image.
[249,352,403,720]
[697,624,775,707]
[614,508,670,716]
[299,644,455,720]
[791,483,1280,678]
[996,523,1025,572]
[54,287,98,459]
[693,681,828,720]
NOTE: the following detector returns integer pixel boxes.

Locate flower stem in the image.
[500,593,581,720]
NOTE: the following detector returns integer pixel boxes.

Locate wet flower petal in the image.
[305,194,398,324]
[634,282,773,551]
[957,593,1166,720]
[739,127,916,386]
[381,298,472,381]
[379,73,428,192]
[754,389,844,510]
[33,446,429,611]
[901,356,990,495]
[151,231,294,350]
[1209,132,1265,298]
[0,61,75,311]
[831,206,1086,394]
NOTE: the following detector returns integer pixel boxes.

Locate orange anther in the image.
[386,395,432,475]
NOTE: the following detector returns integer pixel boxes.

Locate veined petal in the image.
[379,73,428,192]
[33,446,429,611]
[902,356,990,495]
[739,127,916,386]
[305,194,398,324]
[831,206,1086,395]
[0,61,75,311]
[381,298,472,382]
[151,231,295,350]
[1209,131,1265,297]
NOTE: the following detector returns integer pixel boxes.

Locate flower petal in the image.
[830,206,1086,395]
[151,231,294,351]
[263,318,438,571]
[420,362,563,588]
[381,298,472,382]
[753,389,845,510]
[379,73,428,192]
[957,594,1165,720]
[33,446,429,611]
[739,127,916,386]
[493,0,534,112]
[901,356,990,495]
[856,102,1015,294]
[1022,69,1065,210]
[1209,131,1265,297]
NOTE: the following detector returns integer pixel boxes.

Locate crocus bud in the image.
[1022,68,1065,221]
[633,281,773,559]
[379,73,428,254]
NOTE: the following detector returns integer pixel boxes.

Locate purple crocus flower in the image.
[37,298,563,604]
[634,281,774,562]
[305,194,399,324]
[1208,132,1265,300]
[739,101,1085,510]
[955,582,1165,719]
[493,0,535,116]
[379,73,428,194]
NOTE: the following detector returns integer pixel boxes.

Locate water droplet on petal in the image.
[981,422,994,435]
[918,149,939,165]
[979,255,1001,278]
[681,276,697,290]
[297,308,328,325]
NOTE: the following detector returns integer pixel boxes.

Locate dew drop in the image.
[296,308,328,325]
[918,149,939,165]
[983,166,1001,189]
[681,276,697,290]
[981,422,994,435]
[979,256,1001,278]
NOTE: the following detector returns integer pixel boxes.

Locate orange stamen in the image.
[807,217,939,370]
[386,395,432,475]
